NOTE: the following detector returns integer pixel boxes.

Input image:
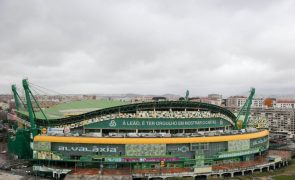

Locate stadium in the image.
[7,79,289,179]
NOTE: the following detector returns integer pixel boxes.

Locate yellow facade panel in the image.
[34,130,269,144]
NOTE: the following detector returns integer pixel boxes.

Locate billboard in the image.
[126,144,166,156]
[85,118,230,130]
[104,157,181,163]
[167,144,194,158]
[250,136,268,148]
[37,151,51,160]
[217,148,260,159]
[51,143,125,155]
[33,142,51,151]
[228,140,250,152]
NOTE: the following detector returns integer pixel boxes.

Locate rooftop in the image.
[276,100,295,103]
[19,99,128,119]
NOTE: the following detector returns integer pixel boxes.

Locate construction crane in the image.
[235,88,255,129]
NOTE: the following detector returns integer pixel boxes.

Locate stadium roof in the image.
[19,100,128,119]
[17,101,237,127]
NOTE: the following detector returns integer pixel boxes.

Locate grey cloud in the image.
[1,0,295,96]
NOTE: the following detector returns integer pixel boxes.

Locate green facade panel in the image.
[8,129,32,159]
[85,118,230,130]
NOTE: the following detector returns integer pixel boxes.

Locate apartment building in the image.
[275,100,295,109]
[226,96,263,108]
[249,108,295,136]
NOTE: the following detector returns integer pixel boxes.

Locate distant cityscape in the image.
[1,92,295,109]
[1,93,295,139]
[1,89,294,179]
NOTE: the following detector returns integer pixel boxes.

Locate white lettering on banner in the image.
[73,111,235,129]
[252,137,268,146]
[113,120,220,127]
[109,120,117,127]
[48,127,64,132]
[218,148,259,158]
[177,146,190,152]
[57,146,117,153]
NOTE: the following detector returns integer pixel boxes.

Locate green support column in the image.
[11,85,20,111]
[235,88,255,129]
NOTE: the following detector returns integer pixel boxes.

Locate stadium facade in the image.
[8,79,270,177]
[31,102,268,171]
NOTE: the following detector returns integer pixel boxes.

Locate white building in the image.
[226,96,263,108]
[252,98,264,108]
[250,108,295,136]
[275,100,295,109]
[190,94,222,106]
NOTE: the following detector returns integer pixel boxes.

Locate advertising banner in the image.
[33,141,51,151]
[166,144,194,158]
[250,136,268,148]
[85,118,230,130]
[217,148,260,159]
[228,140,250,152]
[126,144,166,156]
[51,143,125,155]
[105,157,181,162]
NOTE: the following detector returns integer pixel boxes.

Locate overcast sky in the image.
[1,0,295,97]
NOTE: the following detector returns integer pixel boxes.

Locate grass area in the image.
[48,99,128,110]
[19,100,129,119]
[272,159,295,176]
[274,176,295,180]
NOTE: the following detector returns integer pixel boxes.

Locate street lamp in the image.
[100,161,103,180]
